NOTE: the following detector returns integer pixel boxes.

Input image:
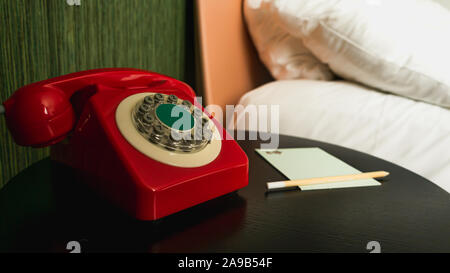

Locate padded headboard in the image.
[195,0,272,110]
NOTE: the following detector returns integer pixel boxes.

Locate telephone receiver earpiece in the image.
[1,68,195,147]
[3,84,76,147]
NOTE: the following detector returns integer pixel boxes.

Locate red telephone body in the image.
[2,68,248,220]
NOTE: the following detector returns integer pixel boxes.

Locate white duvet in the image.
[236,80,450,193]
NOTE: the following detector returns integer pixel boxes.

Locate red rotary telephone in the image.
[1,68,248,220]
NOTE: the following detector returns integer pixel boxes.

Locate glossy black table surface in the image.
[1,134,449,252]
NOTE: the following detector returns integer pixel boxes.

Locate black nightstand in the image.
[1,133,449,252]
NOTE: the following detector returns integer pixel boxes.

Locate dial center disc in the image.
[155,103,195,131]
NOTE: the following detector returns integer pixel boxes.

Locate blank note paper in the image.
[256,147,381,191]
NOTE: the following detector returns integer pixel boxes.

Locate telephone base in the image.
[50,86,248,220]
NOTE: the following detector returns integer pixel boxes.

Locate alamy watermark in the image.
[168,96,281,149]
[366,241,381,253]
[66,0,81,6]
[66,241,81,253]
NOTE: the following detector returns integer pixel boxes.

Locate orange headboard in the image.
[195,0,272,110]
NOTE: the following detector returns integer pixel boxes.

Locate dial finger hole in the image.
[138,103,151,114]
[154,93,164,102]
[153,124,164,135]
[193,108,202,118]
[168,94,178,103]
[143,113,154,125]
[143,96,154,105]
[182,100,192,108]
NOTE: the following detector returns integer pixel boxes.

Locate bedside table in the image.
[1,133,449,252]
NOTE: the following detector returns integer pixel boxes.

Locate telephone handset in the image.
[2,68,248,220]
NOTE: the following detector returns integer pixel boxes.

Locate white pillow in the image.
[271,0,450,108]
[244,0,334,80]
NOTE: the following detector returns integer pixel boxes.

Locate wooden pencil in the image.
[266,171,389,190]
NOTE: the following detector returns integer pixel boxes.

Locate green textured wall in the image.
[0,0,194,189]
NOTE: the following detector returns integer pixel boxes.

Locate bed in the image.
[195,0,450,193]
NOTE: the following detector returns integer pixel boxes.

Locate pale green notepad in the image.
[256,147,381,191]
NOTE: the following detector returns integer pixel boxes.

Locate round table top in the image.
[1,133,449,252]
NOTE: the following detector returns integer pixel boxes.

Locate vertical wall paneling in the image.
[0,0,191,188]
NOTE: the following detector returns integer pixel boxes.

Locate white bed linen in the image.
[236,80,450,193]
[270,0,450,108]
